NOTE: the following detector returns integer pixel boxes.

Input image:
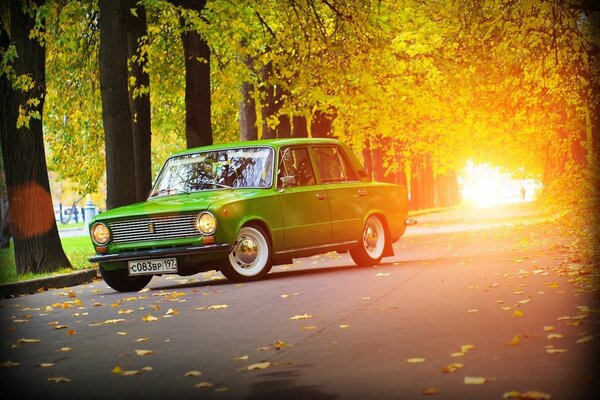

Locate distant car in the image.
[89,138,414,292]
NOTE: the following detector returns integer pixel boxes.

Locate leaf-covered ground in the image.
[0,202,598,399]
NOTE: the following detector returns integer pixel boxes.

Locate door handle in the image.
[357,189,367,197]
[316,193,327,200]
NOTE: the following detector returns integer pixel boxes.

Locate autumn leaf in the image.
[207,305,229,310]
[375,272,390,277]
[576,335,594,344]
[503,390,551,399]
[339,324,350,329]
[464,376,486,385]
[1,361,20,368]
[290,314,312,320]
[508,335,520,346]
[194,382,214,389]
[272,340,287,350]
[135,338,150,342]
[112,365,124,374]
[67,330,77,336]
[122,370,141,376]
[39,363,54,368]
[135,349,154,356]
[104,319,126,324]
[184,370,202,377]
[513,310,525,317]
[60,347,72,352]
[422,387,441,395]
[406,357,426,363]
[547,333,563,340]
[300,326,317,330]
[142,314,158,322]
[243,361,271,371]
[48,377,71,383]
[118,309,134,314]
[442,363,464,373]
[165,308,178,315]
[235,355,249,361]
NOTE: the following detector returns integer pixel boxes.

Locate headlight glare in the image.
[91,223,110,245]
[196,212,217,235]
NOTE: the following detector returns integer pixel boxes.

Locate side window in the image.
[340,152,359,181]
[313,146,353,183]
[278,147,316,187]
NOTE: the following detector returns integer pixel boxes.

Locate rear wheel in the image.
[221,225,272,282]
[99,263,152,292]
[350,215,387,267]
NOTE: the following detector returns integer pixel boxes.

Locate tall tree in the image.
[127,3,152,202]
[171,0,212,148]
[0,0,71,274]
[99,0,137,209]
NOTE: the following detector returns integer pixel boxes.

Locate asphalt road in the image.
[1,203,598,400]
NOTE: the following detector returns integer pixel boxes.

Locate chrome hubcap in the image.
[364,223,379,250]
[235,236,259,266]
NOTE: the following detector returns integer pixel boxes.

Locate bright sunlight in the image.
[460,160,542,208]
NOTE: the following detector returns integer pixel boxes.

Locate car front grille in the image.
[108,214,200,244]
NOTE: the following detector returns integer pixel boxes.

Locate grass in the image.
[0,236,96,285]
[57,222,87,230]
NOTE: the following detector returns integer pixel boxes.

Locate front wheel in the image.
[221,225,273,283]
[350,215,387,267]
[99,263,152,292]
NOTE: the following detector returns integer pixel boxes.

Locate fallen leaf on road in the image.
[243,361,271,371]
[513,310,525,317]
[375,273,390,277]
[122,370,141,376]
[235,355,249,361]
[422,387,441,395]
[543,326,554,331]
[406,357,426,363]
[135,349,154,356]
[273,340,287,350]
[464,376,486,385]
[290,314,312,320]
[503,390,551,399]
[118,309,134,314]
[112,365,124,374]
[184,370,202,377]
[39,363,54,368]
[545,347,566,354]
[339,324,350,329]
[48,377,71,383]
[300,326,317,330]
[467,309,478,313]
[508,335,520,346]
[142,314,158,322]
[194,382,214,389]
[135,338,150,342]
[67,329,77,336]
[547,334,562,339]
[442,363,464,373]
[461,344,475,353]
[207,305,229,310]
[1,361,20,367]
[60,347,72,352]
[104,319,126,324]
[576,335,594,344]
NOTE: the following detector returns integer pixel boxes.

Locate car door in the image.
[311,145,366,243]
[277,146,332,249]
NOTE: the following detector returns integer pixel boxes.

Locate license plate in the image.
[128,258,178,275]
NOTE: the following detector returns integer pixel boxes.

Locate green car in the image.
[89,138,414,292]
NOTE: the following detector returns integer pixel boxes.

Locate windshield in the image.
[150,147,274,198]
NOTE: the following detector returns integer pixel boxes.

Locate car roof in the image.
[173,138,341,157]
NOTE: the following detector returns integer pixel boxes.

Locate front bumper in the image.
[89,243,233,264]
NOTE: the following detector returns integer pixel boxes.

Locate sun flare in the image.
[460,161,540,208]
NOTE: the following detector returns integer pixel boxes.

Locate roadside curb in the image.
[0,268,100,299]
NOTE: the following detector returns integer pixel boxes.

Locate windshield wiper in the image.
[150,188,189,198]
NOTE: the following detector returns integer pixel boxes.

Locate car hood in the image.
[93,189,260,222]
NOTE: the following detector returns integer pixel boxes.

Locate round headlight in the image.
[196,212,217,235]
[91,222,111,245]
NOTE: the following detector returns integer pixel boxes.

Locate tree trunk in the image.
[0,1,71,273]
[277,114,291,138]
[171,0,211,148]
[371,145,385,182]
[99,0,138,210]
[362,138,372,180]
[260,62,277,139]
[127,3,152,202]
[292,115,308,137]
[239,79,258,141]
[311,109,335,138]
